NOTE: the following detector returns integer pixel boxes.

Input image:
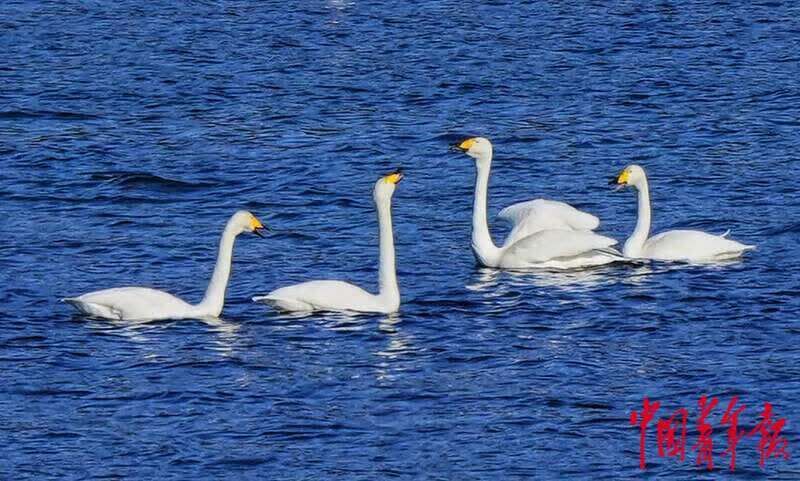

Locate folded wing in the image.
[644,230,755,261]
[253,280,381,312]
[498,199,600,248]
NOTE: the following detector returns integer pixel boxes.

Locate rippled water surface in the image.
[2,1,800,479]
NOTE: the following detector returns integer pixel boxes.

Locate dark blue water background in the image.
[2,1,799,479]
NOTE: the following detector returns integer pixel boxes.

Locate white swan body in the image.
[455,137,620,269]
[261,281,395,313]
[63,210,265,321]
[63,287,196,321]
[254,171,403,314]
[612,164,754,262]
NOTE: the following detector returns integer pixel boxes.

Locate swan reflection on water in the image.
[374,313,417,382]
[376,313,413,359]
[78,314,243,357]
[466,255,747,294]
[466,265,622,293]
[263,310,415,381]
[316,312,416,363]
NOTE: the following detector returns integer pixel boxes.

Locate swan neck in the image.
[624,179,651,257]
[472,157,500,265]
[196,221,239,317]
[376,196,399,309]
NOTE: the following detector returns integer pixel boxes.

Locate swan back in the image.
[63,287,193,321]
[643,230,755,261]
[501,229,617,266]
[255,280,394,313]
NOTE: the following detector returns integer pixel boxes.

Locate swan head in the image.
[611,164,646,190]
[231,210,267,237]
[373,169,404,202]
[455,137,493,165]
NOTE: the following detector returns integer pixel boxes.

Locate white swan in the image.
[611,164,755,261]
[253,171,403,314]
[455,137,620,269]
[63,210,266,321]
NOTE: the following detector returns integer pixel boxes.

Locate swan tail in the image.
[253,294,314,312]
[252,294,283,305]
[717,230,755,252]
[62,297,123,320]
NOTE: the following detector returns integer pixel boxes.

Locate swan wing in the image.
[502,229,618,265]
[499,199,601,247]
[643,230,755,261]
[63,287,192,321]
[254,280,385,313]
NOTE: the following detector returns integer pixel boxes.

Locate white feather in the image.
[642,230,755,261]
[254,281,390,313]
[498,199,600,247]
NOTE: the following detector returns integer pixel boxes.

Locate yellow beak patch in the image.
[459,138,477,151]
[617,169,631,184]
[249,216,264,230]
[384,172,403,184]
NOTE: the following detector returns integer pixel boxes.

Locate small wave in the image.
[430,132,475,144]
[759,222,800,236]
[279,230,318,241]
[13,388,92,397]
[504,135,544,144]
[42,431,83,439]
[0,110,98,121]
[89,171,215,190]
[206,458,267,467]
[1,335,47,344]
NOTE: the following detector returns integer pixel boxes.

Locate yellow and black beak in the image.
[383,169,404,184]
[452,137,476,152]
[609,169,630,188]
[250,215,267,238]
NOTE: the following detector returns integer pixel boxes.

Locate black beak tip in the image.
[608,177,619,186]
[254,228,266,238]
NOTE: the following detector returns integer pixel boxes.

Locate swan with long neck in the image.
[253,171,403,313]
[456,137,620,269]
[612,164,754,261]
[63,210,266,321]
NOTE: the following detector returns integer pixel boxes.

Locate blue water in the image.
[2,1,799,479]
